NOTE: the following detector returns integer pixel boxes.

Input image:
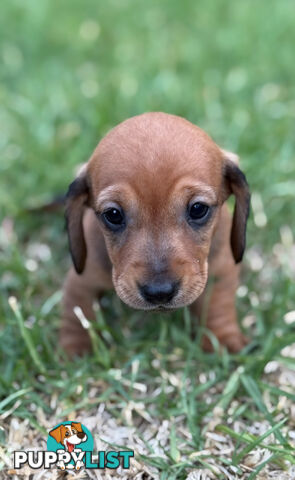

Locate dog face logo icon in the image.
[49,422,87,453]
[47,421,93,470]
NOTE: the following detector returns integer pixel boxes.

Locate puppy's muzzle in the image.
[138,279,180,305]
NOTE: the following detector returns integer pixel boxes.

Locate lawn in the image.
[0,0,295,478]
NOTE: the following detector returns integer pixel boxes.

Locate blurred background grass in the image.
[0,0,295,477]
[1,0,295,327]
[1,0,295,226]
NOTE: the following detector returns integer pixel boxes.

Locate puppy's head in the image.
[66,113,250,310]
[49,422,87,451]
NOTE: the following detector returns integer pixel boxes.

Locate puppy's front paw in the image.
[59,329,92,357]
[221,332,249,353]
[202,331,249,353]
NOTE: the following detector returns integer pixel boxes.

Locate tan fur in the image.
[61,112,250,356]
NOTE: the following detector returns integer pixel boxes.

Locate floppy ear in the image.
[71,422,83,432]
[65,170,89,274]
[223,152,250,263]
[49,425,66,444]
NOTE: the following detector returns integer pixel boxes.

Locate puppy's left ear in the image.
[65,168,90,274]
[222,150,250,263]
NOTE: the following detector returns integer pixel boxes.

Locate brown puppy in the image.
[61,112,250,356]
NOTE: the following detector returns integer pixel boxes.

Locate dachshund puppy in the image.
[61,112,250,356]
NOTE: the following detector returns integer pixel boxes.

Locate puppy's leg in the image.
[61,209,113,356]
[191,206,248,353]
[61,267,97,355]
[192,264,248,353]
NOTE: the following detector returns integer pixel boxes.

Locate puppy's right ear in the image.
[65,170,89,274]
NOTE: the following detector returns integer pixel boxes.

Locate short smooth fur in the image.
[61,112,250,355]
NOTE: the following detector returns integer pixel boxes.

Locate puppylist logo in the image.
[14,421,134,471]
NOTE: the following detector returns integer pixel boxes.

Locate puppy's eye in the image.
[102,207,125,231]
[65,431,70,437]
[189,202,209,219]
[187,202,210,224]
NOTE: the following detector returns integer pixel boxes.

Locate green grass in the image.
[1,0,295,478]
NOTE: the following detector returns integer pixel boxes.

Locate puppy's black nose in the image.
[139,280,179,304]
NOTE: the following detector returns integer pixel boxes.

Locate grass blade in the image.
[0,387,31,412]
[248,454,277,480]
[235,417,287,463]
[8,296,46,374]
[74,306,111,368]
[217,366,243,410]
[241,374,287,445]
[170,424,180,463]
